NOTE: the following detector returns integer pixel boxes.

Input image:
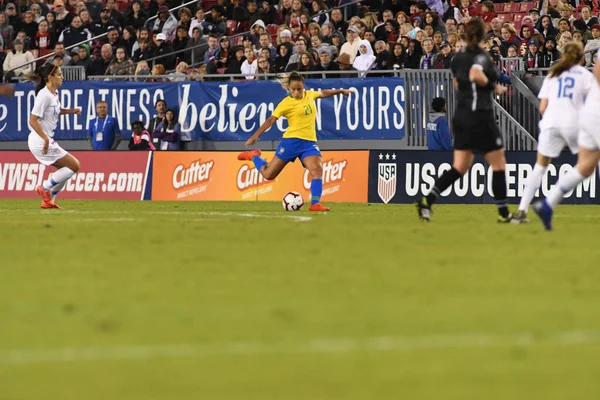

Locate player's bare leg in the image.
[303,155,329,212]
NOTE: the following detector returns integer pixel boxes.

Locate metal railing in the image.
[62,66,86,80]
[493,100,537,151]
[498,70,541,139]
[498,57,524,75]
[7,0,200,74]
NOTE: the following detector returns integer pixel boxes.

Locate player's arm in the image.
[319,89,353,98]
[60,108,82,115]
[29,114,50,154]
[539,98,548,116]
[594,61,600,87]
[245,115,279,147]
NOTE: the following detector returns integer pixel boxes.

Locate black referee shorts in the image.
[452,108,503,153]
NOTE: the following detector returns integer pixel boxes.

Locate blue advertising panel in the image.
[368,151,599,205]
[0,78,406,141]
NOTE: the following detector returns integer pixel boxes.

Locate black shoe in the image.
[415,197,431,222]
[510,210,530,224]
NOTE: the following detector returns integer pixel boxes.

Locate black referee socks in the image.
[426,167,462,205]
[492,170,510,218]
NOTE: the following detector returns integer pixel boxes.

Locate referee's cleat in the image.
[497,213,513,223]
[532,200,553,231]
[237,149,261,161]
[415,197,431,222]
[510,210,530,224]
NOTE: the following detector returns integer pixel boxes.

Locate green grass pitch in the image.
[1,199,600,399]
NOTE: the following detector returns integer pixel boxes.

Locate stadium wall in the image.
[1,151,597,204]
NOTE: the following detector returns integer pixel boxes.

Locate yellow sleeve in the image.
[272,98,289,119]
[306,90,322,100]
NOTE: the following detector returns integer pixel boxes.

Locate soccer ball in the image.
[282,191,304,211]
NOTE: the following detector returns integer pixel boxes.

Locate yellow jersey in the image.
[272,90,321,142]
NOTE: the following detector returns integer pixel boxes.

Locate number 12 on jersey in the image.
[557,77,575,99]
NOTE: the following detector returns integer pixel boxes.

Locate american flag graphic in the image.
[378,163,397,204]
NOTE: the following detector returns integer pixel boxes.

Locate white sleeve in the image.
[141,133,150,142]
[538,76,550,99]
[31,92,50,118]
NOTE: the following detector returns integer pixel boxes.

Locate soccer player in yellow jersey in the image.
[238,72,352,211]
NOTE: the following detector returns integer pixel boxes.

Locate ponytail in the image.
[24,63,58,95]
[279,71,304,92]
[465,18,487,50]
[548,41,584,78]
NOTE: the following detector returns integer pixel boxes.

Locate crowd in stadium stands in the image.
[0,0,599,82]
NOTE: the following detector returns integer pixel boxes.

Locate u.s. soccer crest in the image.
[378,163,397,204]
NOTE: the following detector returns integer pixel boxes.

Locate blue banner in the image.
[0,78,406,142]
[368,151,599,205]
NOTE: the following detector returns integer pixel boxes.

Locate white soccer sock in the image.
[42,168,75,191]
[546,168,586,209]
[518,163,547,212]
[51,181,67,200]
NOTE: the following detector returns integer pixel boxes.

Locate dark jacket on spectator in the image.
[87,57,112,76]
[89,18,120,37]
[18,19,38,41]
[172,35,190,60]
[185,37,208,65]
[129,130,155,150]
[523,50,544,72]
[60,26,91,48]
[311,61,340,78]
[133,46,154,63]
[124,9,148,30]
[154,41,176,70]
[500,34,521,57]
[153,121,181,150]
[433,52,454,69]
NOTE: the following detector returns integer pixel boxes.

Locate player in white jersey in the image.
[28,64,81,209]
[513,42,594,223]
[532,47,600,230]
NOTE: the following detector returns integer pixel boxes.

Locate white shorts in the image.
[578,111,600,151]
[537,127,579,158]
[27,132,68,166]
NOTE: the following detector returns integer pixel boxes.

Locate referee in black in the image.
[416,17,512,223]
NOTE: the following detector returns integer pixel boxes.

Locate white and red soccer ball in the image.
[282,191,304,211]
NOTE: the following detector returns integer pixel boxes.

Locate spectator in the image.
[85,0,102,20]
[500,23,521,57]
[311,47,339,77]
[203,33,220,64]
[19,12,38,41]
[148,99,166,138]
[352,39,376,76]
[153,109,181,150]
[245,0,264,26]
[479,1,496,24]
[557,17,572,36]
[51,54,64,68]
[405,39,423,69]
[129,121,155,151]
[539,15,559,39]
[388,42,405,69]
[188,8,205,37]
[558,31,573,52]
[255,56,270,78]
[169,61,189,82]
[340,25,360,63]
[507,45,519,57]
[585,24,600,65]
[124,1,147,30]
[172,26,190,58]
[79,9,93,30]
[150,6,177,40]
[541,36,561,65]
[272,42,293,73]
[310,34,329,54]
[53,1,73,30]
[225,45,245,74]
[3,39,34,82]
[45,11,64,38]
[529,8,541,27]
[58,15,92,48]
[523,38,544,72]
[106,46,135,77]
[106,0,125,28]
[87,100,121,150]
[424,12,444,34]
[131,28,149,55]
[5,3,19,27]
[29,4,45,23]
[87,43,113,76]
[71,45,91,68]
[286,37,307,68]
[488,17,501,39]
[122,26,137,57]
[202,5,226,35]
[331,30,345,51]
[286,49,313,73]
[279,28,293,46]
[432,31,443,50]
[330,8,349,34]
[258,46,272,62]
[580,6,599,30]
[420,38,436,69]
[90,8,119,36]
[455,0,478,23]
[0,12,14,49]
[241,47,258,78]
[44,42,71,65]
[258,32,276,59]
[334,52,356,77]
[35,20,56,51]
[186,27,208,66]
[427,97,452,150]
[101,27,125,55]
[311,0,329,25]
[573,30,586,46]
[132,39,153,63]
[433,40,453,69]
[134,60,151,81]
[372,40,389,70]
[153,33,176,70]
[454,38,465,53]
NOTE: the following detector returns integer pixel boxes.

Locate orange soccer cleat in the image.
[309,203,330,212]
[36,185,52,203]
[40,200,58,209]
[237,149,262,161]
